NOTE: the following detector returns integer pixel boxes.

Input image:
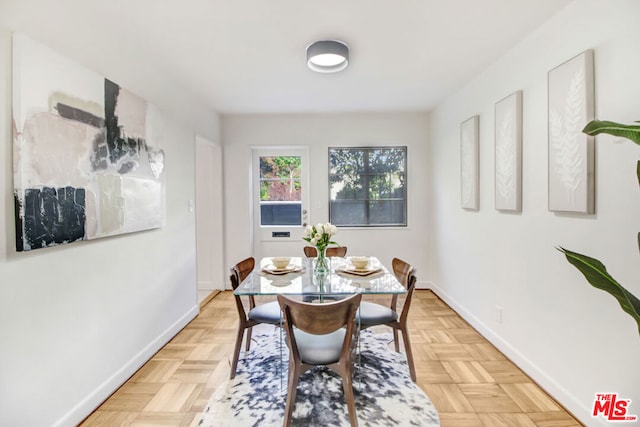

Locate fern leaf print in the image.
[461,131,474,206]
[496,111,515,202]
[550,66,585,208]
[460,116,478,209]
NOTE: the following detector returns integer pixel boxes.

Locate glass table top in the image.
[233,256,407,296]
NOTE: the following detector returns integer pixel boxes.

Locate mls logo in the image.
[592,393,638,422]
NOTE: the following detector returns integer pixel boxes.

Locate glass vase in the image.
[314,246,329,275]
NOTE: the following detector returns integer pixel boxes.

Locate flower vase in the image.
[314,246,329,274]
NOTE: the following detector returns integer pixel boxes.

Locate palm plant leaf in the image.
[559,247,640,335]
[582,120,640,145]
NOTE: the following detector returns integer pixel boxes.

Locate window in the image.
[329,147,407,226]
[259,156,302,226]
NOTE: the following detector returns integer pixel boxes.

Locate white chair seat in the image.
[357,301,398,327]
[248,301,282,324]
[293,328,346,365]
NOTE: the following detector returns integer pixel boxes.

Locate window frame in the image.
[328,146,408,228]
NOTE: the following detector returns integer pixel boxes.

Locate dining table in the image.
[233,255,406,390]
[233,256,407,298]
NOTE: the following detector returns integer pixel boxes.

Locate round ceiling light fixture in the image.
[306,40,349,73]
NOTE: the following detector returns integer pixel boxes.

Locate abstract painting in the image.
[12,33,165,251]
[460,115,479,210]
[548,49,595,213]
[495,91,522,212]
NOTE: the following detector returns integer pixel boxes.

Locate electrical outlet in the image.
[495,305,503,324]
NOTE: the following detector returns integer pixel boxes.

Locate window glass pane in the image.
[368,173,405,200]
[329,150,365,199]
[369,200,405,225]
[259,155,302,225]
[329,147,407,227]
[260,180,301,201]
[260,156,301,179]
[329,200,366,226]
[260,203,302,226]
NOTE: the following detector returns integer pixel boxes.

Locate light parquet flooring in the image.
[80,290,583,427]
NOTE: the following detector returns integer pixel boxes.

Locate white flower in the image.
[302,221,339,248]
[304,225,312,237]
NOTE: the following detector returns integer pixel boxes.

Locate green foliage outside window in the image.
[259,156,302,201]
[329,147,407,226]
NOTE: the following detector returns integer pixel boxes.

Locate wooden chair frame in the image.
[360,257,417,381]
[278,293,362,427]
[303,245,347,257]
[229,257,281,379]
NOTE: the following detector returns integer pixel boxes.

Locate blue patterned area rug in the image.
[196,327,440,427]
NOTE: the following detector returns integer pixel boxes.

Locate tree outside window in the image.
[259,156,302,226]
[329,147,407,226]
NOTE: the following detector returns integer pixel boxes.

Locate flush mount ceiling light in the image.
[306,40,349,73]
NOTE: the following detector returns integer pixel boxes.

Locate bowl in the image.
[350,256,369,270]
[272,257,291,269]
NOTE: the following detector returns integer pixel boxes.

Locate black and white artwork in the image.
[12,33,166,251]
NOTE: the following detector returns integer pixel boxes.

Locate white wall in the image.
[222,113,429,286]
[0,24,220,427]
[428,0,640,425]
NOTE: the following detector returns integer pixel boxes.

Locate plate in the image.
[269,280,292,287]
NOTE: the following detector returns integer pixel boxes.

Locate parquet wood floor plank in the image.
[459,383,523,413]
[438,412,483,427]
[79,290,583,426]
[477,413,538,427]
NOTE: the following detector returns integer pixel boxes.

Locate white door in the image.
[252,147,309,260]
[196,136,225,300]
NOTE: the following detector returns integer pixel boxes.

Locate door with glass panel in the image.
[252,148,309,260]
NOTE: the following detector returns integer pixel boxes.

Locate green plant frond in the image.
[558,247,640,335]
[582,120,640,145]
[637,160,640,188]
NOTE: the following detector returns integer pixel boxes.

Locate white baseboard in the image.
[429,284,601,427]
[415,279,432,290]
[53,305,200,427]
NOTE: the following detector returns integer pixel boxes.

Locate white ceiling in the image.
[1,0,573,114]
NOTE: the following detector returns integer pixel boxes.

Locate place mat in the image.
[261,265,304,275]
[336,267,383,277]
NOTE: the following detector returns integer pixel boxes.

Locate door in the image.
[196,136,225,301]
[252,147,309,259]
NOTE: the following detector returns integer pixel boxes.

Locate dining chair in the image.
[277,293,362,427]
[356,257,417,382]
[229,257,282,379]
[303,245,348,257]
